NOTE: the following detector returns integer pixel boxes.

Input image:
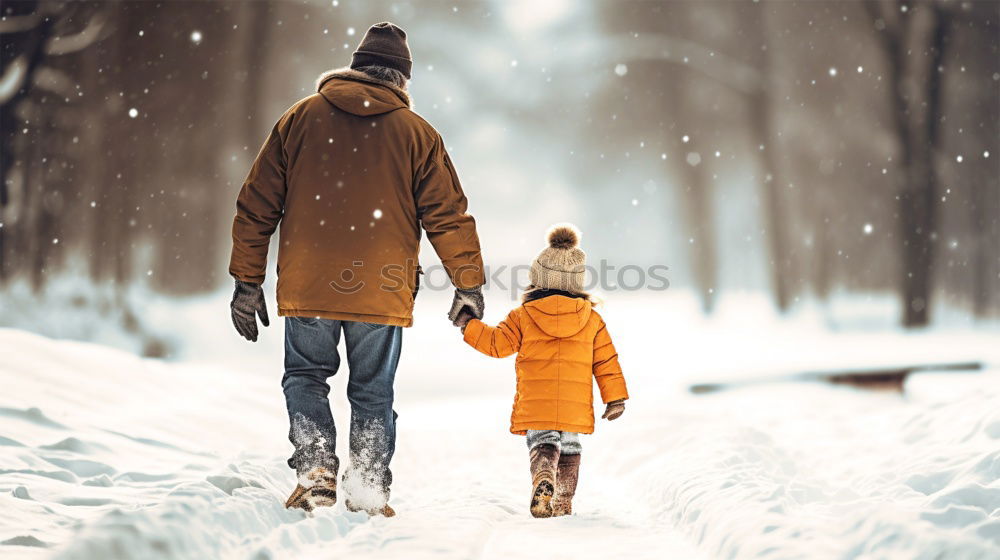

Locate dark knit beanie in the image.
[351,22,412,79]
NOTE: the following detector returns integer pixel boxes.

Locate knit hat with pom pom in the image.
[530,224,587,292]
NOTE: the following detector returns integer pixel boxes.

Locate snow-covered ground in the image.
[2,291,999,559]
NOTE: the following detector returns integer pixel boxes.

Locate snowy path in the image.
[0,328,704,560]
[2,292,1000,559]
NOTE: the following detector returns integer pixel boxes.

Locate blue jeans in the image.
[282,317,402,493]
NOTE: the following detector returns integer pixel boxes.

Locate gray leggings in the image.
[526,430,582,455]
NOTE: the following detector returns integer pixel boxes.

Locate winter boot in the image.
[528,443,559,518]
[284,464,338,512]
[341,464,395,517]
[551,453,580,516]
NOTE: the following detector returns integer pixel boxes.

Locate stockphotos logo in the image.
[328,261,367,295]
[329,259,669,299]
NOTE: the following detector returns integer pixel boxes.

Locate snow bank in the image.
[611,381,1000,559]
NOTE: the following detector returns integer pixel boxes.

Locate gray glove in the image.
[447,286,484,326]
[231,280,269,342]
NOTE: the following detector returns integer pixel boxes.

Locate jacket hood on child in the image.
[522,296,592,338]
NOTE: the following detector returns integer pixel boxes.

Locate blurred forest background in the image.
[1,0,998,351]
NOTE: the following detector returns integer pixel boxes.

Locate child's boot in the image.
[551,454,580,516]
[528,444,559,518]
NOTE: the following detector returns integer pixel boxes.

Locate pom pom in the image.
[546,224,580,249]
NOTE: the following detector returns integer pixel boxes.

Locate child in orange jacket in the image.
[456,224,628,518]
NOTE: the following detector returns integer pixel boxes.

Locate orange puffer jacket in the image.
[462,295,628,435]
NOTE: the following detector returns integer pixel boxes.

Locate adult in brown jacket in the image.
[228,23,485,517]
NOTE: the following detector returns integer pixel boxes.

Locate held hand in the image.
[231,280,270,342]
[601,400,626,421]
[447,286,484,326]
[454,310,474,330]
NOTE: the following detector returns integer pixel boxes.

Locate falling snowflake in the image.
[828,67,837,77]
[128,108,138,118]
[190,30,202,44]
[863,223,873,235]
[347,27,356,36]
[682,135,690,143]
[631,198,638,207]
[614,64,628,77]
[956,155,963,163]
[373,209,383,219]
[686,152,701,166]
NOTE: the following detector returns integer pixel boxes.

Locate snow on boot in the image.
[551,453,580,516]
[345,499,396,517]
[341,463,394,517]
[528,443,559,518]
[284,465,338,512]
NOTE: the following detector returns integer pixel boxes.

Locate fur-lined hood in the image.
[315,67,411,115]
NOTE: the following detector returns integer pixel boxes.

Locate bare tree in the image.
[669,77,719,314]
[864,0,953,327]
[0,1,108,287]
[745,2,794,312]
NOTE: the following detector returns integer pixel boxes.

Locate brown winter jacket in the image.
[463,295,629,435]
[229,68,484,327]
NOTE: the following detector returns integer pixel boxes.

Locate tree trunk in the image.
[867,0,951,328]
[748,4,792,312]
[674,106,717,314]
[898,4,949,327]
[0,0,53,283]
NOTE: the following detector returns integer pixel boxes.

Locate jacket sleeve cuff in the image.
[229,270,265,284]
[462,318,485,348]
[600,378,629,404]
